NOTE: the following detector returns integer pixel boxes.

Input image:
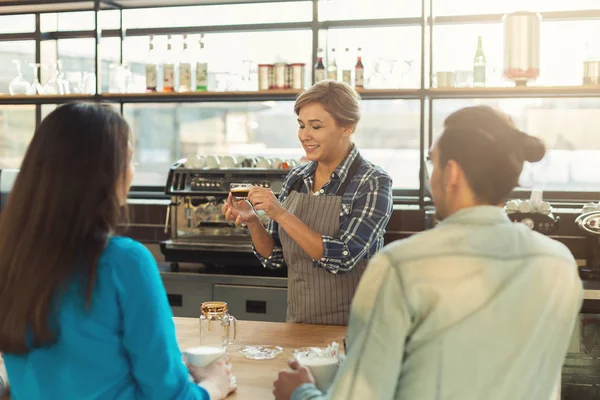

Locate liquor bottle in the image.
[327,48,337,80]
[473,36,486,88]
[145,35,158,92]
[355,47,364,89]
[315,48,325,83]
[196,34,208,92]
[162,34,176,92]
[342,48,352,85]
[179,34,193,92]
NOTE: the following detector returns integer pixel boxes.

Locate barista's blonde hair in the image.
[294,80,361,132]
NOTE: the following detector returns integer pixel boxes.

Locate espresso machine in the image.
[159,157,289,274]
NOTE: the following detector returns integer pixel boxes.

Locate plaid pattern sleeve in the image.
[314,170,393,274]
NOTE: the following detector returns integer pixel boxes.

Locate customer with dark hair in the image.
[0,103,235,400]
[274,105,582,400]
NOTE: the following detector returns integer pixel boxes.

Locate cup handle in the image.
[228,316,237,344]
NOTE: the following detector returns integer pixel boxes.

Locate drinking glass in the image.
[230,183,252,201]
[9,60,31,95]
[27,63,44,95]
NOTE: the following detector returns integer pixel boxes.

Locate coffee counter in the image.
[174,317,346,399]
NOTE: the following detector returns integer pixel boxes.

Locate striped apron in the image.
[279,156,368,325]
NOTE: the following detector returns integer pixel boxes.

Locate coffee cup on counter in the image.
[183,345,226,368]
[295,354,340,392]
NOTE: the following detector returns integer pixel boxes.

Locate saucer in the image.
[239,345,283,360]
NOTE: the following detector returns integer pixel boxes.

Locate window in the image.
[319,0,421,21]
[40,10,120,32]
[37,38,122,93]
[433,0,600,16]
[122,2,312,29]
[0,41,36,94]
[0,14,35,34]
[432,98,600,192]
[433,20,600,87]
[123,30,312,92]
[321,26,422,89]
[0,106,35,170]
[124,99,420,188]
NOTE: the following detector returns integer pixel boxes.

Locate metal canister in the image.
[273,63,288,89]
[503,11,542,86]
[290,63,305,89]
[583,60,600,85]
[258,64,272,91]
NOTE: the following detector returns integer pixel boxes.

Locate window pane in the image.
[123,2,312,29]
[124,30,311,92]
[43,38,120,93]
[322,26,421,89]
[432,98,600,192]
[0,14,35,33]
[99,10,121,30]
[41,103,120,121]
[319,0,421,21]
[0,106,35,170]
[40,10,118,32]
[124,100,420,189]
[434,0,600,16]
[433,20,600,87]
[0,41,36,94]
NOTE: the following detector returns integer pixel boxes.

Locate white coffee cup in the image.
[204,155,220,169]
[256,158,272,169]
[183,346,226,368]
[220,156,237,169]
[297,355,339,392]
[186,155,205,169]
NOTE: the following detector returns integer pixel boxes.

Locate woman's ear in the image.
[341,124,355,138]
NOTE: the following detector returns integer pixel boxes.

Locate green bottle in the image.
[473,36,486,88]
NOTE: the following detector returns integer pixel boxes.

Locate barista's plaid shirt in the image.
[253,145,393,274]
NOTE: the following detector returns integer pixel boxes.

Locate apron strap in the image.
[335,154,363,196]
[290,173,305,193]
[288,153,363,196]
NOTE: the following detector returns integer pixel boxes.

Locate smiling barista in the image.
[222,80,393,325]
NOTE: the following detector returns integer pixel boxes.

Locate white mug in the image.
[183,345,226,368]
[186,155,205,169]
[220,156,237,169]
[297,355,339,392]
[204,156,220,169]
[256,158,272,168]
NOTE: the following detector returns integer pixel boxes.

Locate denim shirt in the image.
[292,206,583,400]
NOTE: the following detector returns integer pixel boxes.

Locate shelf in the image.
[107,89,423,102]
[0,89,425,105]
[429,86,600,99]
[0,87,596,105]
[0,94,95,105]
[356,88,421,99]
[101,90,302,102]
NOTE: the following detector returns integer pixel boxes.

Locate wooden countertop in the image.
[174,317,347,399]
